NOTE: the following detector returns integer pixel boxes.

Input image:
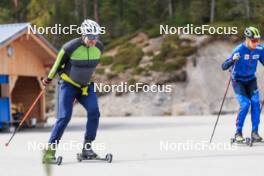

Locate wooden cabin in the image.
[0,23,57,129]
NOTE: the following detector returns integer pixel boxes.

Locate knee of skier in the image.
[88,108,100,120]
[57,115,71,125]
[251,93,260,105]
[240,99,250,111]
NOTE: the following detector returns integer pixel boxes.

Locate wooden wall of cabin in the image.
[0,36,46,77]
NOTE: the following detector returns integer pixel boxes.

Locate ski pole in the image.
[209,56,239,143]
[5,88,46,147]
[209,75,232,143]
[260,99,264,113]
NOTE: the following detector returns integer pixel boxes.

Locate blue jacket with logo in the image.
[222,43,264,81]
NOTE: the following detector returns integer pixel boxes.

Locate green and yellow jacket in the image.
[48,37,103,86]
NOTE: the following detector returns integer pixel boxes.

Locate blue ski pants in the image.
[49,80,100,144]
[232,78,261,133]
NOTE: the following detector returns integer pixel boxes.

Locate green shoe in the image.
[235,132,245,142]
[42,145,56,176]
[43,146,56,163]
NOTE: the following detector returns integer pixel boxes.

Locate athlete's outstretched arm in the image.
[47,49,68,80]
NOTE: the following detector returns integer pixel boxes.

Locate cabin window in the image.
[7,45,13,57]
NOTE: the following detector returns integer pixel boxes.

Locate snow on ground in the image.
[1,115,264,176]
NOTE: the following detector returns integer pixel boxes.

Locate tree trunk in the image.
[13,0,19,22]
[210,0,215,22]
[118,0,124,20]
[52,0,61,45]
[83,0,88,18]
[75,0,80,22]
[244,0,250,19]
[168,0,173,18]
[93,0,99,22]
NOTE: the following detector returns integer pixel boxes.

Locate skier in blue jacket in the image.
[222,26,264,142]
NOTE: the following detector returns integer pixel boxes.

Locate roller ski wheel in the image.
[230,138,235,145]
[56,156,63,165]
[76,153,113,163]
[105,153,113,163]
[245,137,251,146]
[77,153,83,162]
[249,139,253,147]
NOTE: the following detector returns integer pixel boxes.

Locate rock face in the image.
[177,40,236,115]
[71,36,264,117]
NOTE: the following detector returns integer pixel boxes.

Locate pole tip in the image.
[5,143,9,147]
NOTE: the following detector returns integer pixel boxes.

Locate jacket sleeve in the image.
[47,48,68,80]
[221,45,241,71]
[222,57,235,70]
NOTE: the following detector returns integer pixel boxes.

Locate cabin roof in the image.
[0,23,57,53]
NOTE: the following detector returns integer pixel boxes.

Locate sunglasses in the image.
[250,38,260,43]
[85,34,99,41]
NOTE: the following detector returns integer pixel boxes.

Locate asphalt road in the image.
[1,115,264,176]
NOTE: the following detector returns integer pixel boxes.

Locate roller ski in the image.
[42,146,63,166]
[248,132,263,147]
[76,140,113,163]
[230,132,250,146]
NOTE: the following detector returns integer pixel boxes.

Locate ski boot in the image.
[82,140,98,159]
[249,131,263,146]
[76,140,113,163]
[231,132,250,145]
[251,131,263,142]
[42,144,62,165]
